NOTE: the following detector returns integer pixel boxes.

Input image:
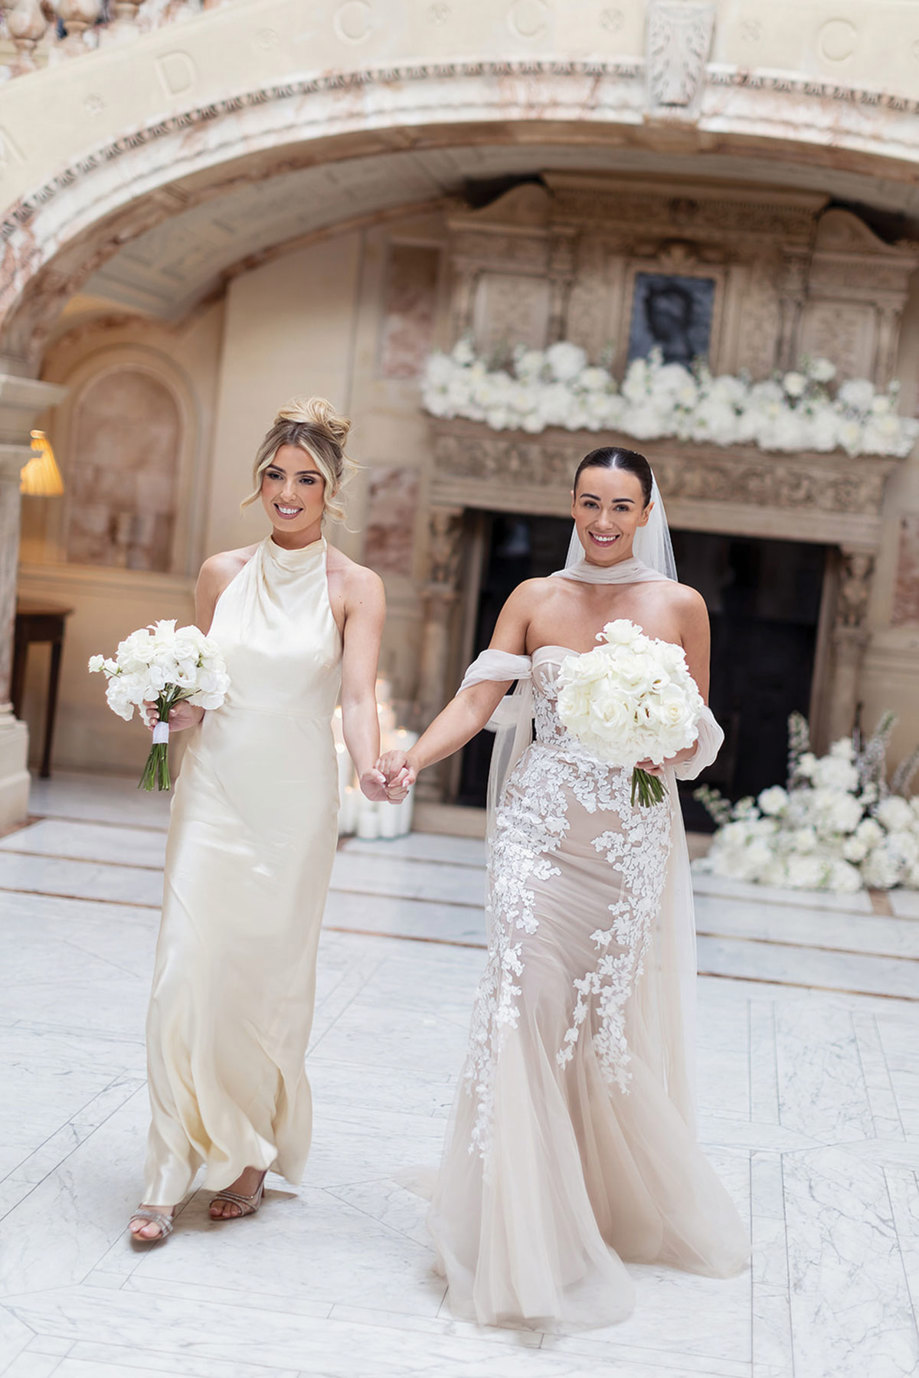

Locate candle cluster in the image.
[333,679,417,839]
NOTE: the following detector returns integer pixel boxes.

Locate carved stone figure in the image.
[837,550,875,629]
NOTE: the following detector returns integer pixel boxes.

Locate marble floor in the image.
[1,772,917,1378]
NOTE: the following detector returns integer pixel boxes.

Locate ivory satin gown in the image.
[144,535,341,1204]
[428,642,750,1328]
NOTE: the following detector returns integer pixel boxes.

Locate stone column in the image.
[0,373,69,828]
[825,546,875,744]
[414,505,465,802]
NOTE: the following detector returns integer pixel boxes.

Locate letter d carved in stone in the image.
[646,0,715,109]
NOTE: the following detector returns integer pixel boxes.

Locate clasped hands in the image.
[362,751,416,805]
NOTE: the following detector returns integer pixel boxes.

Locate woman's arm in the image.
[339,565,388,800]
[638,586,712,775]
[379,582,535,790]
[142,553,238,732]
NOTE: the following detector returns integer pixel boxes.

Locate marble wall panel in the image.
[65,368,180,573]
[891,516,919,626]
[364,466,419,576]
[379,245,440,380]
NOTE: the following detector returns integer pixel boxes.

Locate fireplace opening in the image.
[454,513,829,830]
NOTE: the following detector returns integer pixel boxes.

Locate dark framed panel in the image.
[626,271,717,366]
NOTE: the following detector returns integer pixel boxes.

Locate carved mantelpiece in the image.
[414,415,905,767]
[428,417,901,552]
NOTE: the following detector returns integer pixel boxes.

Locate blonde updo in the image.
[241,397,353,522]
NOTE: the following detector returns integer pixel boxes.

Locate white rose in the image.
[876,796,915,833]
[783,371,807,399]
[855,818,884,847]
[861,843,903,890]
[843,835,868,863]
[827,859,862,893]
[796,752,817,780]
[545,342,587,382]
[808,357,836,384]
[758,785,789,817]
[451,337,475,366]
[577,366,611,392]
[837,378,875,414]
[514,348,546,382]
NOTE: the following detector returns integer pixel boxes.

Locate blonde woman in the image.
[129,399,388,1244]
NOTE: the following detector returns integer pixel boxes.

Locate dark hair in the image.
[573,447,653,507]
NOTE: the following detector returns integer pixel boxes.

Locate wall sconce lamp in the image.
[20,430,64,497]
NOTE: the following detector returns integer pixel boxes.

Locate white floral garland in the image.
[422,340,919,459]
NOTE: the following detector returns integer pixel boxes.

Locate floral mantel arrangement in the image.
[422,339,919,459]
[695,713,919,893]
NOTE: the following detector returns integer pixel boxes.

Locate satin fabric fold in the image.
[144,536,341,1203]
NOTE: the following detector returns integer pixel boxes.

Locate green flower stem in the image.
[137,687,181,792]
[631,766,666,808]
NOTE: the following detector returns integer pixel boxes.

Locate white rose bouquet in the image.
[89,620,229,791]
[556,620,703,807]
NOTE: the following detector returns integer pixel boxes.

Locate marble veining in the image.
[0,775,917,1378]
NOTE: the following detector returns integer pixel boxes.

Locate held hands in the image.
[376,750,417,803]
[359,767,389,802]
[143,700,205,732]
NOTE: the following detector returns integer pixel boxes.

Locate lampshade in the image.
[20,430,64,497]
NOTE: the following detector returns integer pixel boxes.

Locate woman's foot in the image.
[128,1204,175,1244]
[209,1167,267,1220]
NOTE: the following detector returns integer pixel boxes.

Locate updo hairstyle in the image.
[241,397,353,522]
[573,446,653,507]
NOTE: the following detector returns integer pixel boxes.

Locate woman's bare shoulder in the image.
[198,545,258,586]
[326,546,385,600]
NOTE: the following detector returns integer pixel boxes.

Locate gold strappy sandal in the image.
[209,1171,267,1221]
[128,1207,174,1246]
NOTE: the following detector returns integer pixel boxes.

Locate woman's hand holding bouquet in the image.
[557,619,703,807]
[90,620,229,791]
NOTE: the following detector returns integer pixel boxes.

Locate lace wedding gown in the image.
[428,642,749,1328]
[143,536,341,1204]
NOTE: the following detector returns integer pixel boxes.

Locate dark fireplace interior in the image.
[454,512,828,830]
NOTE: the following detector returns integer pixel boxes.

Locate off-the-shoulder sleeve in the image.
[672,705,725,781]
[460,651,532,731]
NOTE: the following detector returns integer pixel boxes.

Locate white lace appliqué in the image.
[463,658,673,1158]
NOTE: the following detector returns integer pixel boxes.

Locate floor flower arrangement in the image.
[695,713,919,893]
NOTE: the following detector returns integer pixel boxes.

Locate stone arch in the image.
[3,60,919,369]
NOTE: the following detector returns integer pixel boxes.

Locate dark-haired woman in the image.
[128,398,390,1244]
[379,449,748,1327]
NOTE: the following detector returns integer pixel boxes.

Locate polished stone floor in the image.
[0,772,917,1378]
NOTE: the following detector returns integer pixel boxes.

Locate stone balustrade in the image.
[0,0,227,75]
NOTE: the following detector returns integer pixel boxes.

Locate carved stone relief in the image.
[429,423,894,521]
[646,1,715,110]
[425,505,465,590]
[892,516,919,627]
[799,302,875,383]
[472,272,550,354]
[836,550,876,628]
[66,367,180,571]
